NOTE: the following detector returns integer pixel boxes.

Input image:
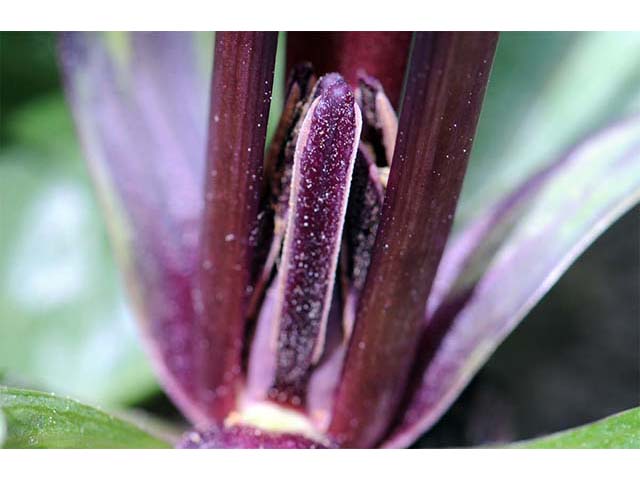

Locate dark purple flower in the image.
[59,31,640,448]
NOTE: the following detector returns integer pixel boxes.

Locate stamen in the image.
[269,75,362,403]
[356,74,399,166]
[248,64,317,321]
[341,146,385,337]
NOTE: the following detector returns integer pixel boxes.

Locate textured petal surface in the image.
[385,116,640,448]
[59,32,212,421]
[329,32,498,448]
[197,31,277,422]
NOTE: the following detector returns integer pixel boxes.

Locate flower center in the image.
[225,398,327,444]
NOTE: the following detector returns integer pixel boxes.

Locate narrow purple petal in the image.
[329,32,498,447]
[58,32,210,422]
[197,32,277,422]
[286,32,412,108]
[384,115,640,448]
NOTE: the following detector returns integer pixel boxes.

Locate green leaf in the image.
[0,408,6,447]
[515,407,640,448]
[0,95,158,405]
[267,32,287,149]
[0,386,171,448]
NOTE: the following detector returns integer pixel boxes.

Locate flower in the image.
[58,32,640,448]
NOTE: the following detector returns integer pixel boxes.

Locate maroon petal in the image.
[197,32,278,422]
[328,32,498,447]
[270,75,362,403]
[286,32,412,108]
[384,115,640,448]
[59,32,211,422]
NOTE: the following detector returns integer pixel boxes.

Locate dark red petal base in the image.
[179,424,331,449]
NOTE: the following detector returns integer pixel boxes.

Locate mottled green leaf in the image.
[516,407,640,448]
[0,408,6,447]
[0,386,170,448]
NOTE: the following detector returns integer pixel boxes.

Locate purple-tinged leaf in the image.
[269,75,362,403]
[286,32,412,109]
[179,424,330,449]
[384,115,640,448]
[356,74,398,166]
[59,32,211,422]
[329,32,498,448]
[197,32,278,422]
[425,155,570,318]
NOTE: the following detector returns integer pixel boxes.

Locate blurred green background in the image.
[0,32,638,445]
[0,32,157,406]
